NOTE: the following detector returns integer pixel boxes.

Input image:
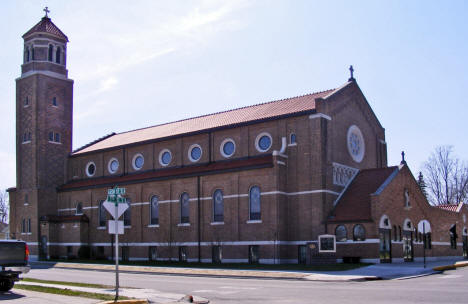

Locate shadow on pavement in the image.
[30,261,58,269]
[0,290,26,300]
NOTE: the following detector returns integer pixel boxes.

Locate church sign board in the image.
[318,235,336,253]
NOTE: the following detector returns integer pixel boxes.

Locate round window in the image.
[347,125,365,163]
[132,154,144,170]
[108,158,119,174]
[159,149,172,166]
[220,138,236,158]
[86,162,96,177]
[255,132,272,152]
[189,144,202,162]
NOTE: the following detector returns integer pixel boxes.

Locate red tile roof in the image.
[328,166,398,223]
[23,17,69,41]
[60,154,273,192]
[72,89,336,155]
[436,203,461,212]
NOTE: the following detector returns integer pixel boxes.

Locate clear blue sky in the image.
[1,0,467,191]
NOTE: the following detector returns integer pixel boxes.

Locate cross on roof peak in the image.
[348,65,355,82]
[401,151,407,165]
[43,7,50,18]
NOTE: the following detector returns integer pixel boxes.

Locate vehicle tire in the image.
[0,279,14,292]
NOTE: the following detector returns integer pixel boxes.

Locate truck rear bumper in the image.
[4,266,31,274]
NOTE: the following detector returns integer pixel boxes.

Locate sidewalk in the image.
[312,258,468,280]
[30,258,468,282]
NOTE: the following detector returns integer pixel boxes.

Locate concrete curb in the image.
[432,261,468,272]
[98,300,148,304]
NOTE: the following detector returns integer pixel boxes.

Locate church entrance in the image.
[39,235,48,259]
[379,229,392,263]
[403,231,414,262]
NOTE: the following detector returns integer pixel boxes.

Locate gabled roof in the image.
[72,87,340,155]
[23,17,69,41]
[328,166,398,222]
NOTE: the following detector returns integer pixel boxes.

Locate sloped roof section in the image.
[23,17,69,41]
[72,89,335,155]
[435,203,464,213]
[329,166,398,222]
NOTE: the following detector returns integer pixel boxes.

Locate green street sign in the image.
[108,187,126,195]
[115,188,125,195]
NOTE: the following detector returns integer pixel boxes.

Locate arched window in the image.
[98,200,106,227]
[249,186,261,220]
[379,215,391,229]
[55,46,61,64]
[403,219,413,231]
[31,46,35,61]
[180,192,190,223]
[213,189,224,222]
[290,133,296,144]
[123,198,131,226]
[26,47,30,62]
[150,196,159,225]
[335,225,347,242]
[48,45,53,61]
[353,224,366,241]
[76,202,83,215]
[24,47,29,63]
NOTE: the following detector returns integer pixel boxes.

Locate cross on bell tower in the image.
[43,7,50,18]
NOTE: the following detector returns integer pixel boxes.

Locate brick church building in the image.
[8,14,468,264]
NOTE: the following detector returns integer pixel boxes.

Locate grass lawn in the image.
[22,277,114,289]
[44,258,370,272]
[14,284,130,301]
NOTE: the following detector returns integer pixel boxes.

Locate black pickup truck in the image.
[0,240,30,292]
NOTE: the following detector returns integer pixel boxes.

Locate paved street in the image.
[5,266,466,303]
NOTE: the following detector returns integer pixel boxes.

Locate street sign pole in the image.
[115,201,119,301]
[105,186,127,302]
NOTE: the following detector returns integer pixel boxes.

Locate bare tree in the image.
[423,146,468,205]
[0,190,8,223]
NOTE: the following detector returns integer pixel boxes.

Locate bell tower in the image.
[13,9,73,255]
